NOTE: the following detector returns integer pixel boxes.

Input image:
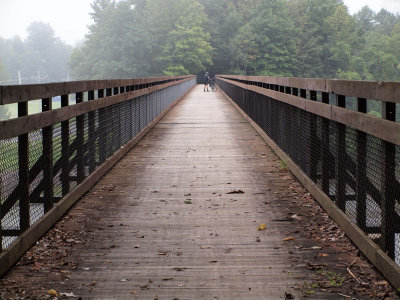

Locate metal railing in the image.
[0,76,195,255]
[217,75,400,288]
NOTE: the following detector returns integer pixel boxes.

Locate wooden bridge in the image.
[0,76,399,299]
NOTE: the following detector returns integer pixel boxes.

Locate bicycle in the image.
[209,78,217,92]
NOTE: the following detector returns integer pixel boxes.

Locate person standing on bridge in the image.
[203,72,210,92]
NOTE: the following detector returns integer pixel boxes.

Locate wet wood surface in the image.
[1,85,396,299]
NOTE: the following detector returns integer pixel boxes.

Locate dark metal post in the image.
[18,102,30,233]
[42,98,53,213]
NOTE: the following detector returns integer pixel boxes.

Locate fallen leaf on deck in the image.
[47,289,58,297]
[158,252,168,255]
[258,223,267,231]
[226,190,244,194]
[89,281,97,286]
[184,193,191,196]
[163,278,174,281]
[282,237,295,241]
[318,253,329,257]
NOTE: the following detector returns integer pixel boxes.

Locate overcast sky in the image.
[0,0,399,46]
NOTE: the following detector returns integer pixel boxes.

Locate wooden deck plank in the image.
[1,85,396,299]
[55,86,315,299]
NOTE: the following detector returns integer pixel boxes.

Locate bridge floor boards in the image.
[1,85,392,299]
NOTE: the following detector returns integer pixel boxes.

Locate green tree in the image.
[198,0,243,74]
[229,23,258,75]
[249,0,297,76]
[160,4,213,75]
[355,6,376,32]
[71,0,151,79]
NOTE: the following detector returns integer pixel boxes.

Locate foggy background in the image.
[0,0,400,87]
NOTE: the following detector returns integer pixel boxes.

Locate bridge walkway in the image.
[0,85,391,299]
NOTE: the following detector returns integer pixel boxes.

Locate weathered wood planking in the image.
[2,85,390,299]
[27,86,332,299]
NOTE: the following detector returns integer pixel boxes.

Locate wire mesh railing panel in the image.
[0,77,195,252]
[217,78,400,266]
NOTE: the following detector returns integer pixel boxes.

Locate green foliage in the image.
[316,269,344,287]
[249,0,297,76]
[158,0,213,75]
[303,282,319,295]
[67,0,400,81]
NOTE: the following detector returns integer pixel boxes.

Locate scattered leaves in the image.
[282,237,295,242]
[258,223,267,231]
[47,289,58,297]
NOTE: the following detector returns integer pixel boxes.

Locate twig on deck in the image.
[347,257,367,286]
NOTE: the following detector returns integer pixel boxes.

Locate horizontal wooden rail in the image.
[0,77,194,140]
[217,76,400,146]
[218,75,400,103]
[0,76,193,105]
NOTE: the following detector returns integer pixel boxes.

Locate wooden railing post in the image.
[18,101,29,233]
[88,91,96,173]
[61,94,70,196]
[321,92,330,195]
[105,88,112,156]
[381,101,396,259]
[42,98,53,213]
[356,98,367,231]
[309,91,318,182]
[98,89,106,165]
[335,95,346,211]
[76,92,85,184]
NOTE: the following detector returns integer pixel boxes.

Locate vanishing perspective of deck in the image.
[1,84,397,299]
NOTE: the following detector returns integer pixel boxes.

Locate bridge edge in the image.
[218,85,400,290]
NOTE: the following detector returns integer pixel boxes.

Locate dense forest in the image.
[69,0,400,81]
[0,0,400,83]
